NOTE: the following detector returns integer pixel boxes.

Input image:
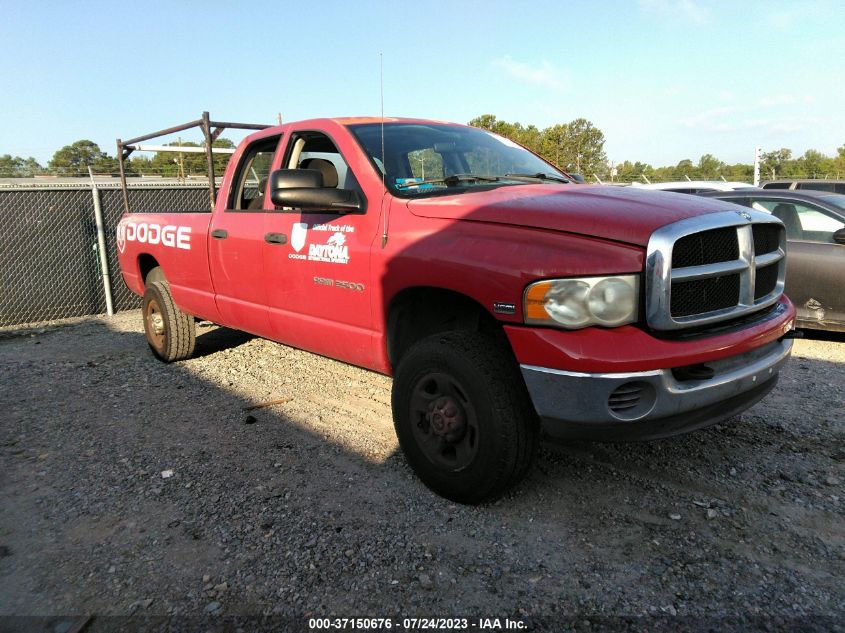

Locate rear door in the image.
[208,135,280,337]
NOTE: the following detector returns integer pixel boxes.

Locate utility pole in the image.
[753,147,761,187]
[176,136,186,183]
[88,166,114,316]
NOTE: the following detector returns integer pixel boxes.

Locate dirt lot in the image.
[0,311,843,631]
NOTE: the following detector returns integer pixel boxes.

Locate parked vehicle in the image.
[700,189,845,332]
[630,180,757,194]
[115,115,796,503]
[761,179,845,194]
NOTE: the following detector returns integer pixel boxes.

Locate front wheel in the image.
[142,281,196,362]
[392,331,539,504]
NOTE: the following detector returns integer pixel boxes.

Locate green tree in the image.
[0,154,45,177]
[672,159,694,180]
[761,148,792,180]
[724,162,754,181]
[48,140,117,176]
[540,124,568,167]
[560,118,607,175]
[697,154,725,179]
[833,143,845,177]
[515,124,542,155]
[614,160,653,182]
[469,115,608,175]
[797,149,830,178]
[126,155,152,176]
[468,114,498,131]
[142,138,235,178]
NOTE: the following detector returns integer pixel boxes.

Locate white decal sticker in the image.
[311,223,355,234]
[308,231,349,264]
[116,219,127,253]
[288,223,354,264]
[291,222,308,252]
[118,220,191,252]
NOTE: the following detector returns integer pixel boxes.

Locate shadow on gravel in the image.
[1,318,842,623]
[192,324,255,358]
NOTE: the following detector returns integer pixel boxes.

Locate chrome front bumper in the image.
[521,338,793,441]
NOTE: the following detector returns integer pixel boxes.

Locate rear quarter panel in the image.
[117,212,218,321]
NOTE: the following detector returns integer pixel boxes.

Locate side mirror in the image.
[833,228,845,245]
[269,169,363,213]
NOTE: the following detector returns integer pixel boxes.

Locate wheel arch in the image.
[386,286,506,370]
[138,254,165,288]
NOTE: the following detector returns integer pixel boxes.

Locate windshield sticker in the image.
[117,218,190,253]
[396,177,435,190]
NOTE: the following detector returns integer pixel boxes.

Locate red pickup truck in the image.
[116,116,795,503]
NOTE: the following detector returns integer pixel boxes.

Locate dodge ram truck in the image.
[116,115,796,503]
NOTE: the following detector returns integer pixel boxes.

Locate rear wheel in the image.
[392,331,538,504]
[142,280,196,362]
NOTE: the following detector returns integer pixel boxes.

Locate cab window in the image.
[227,136,281,211]
[284,131,362,192]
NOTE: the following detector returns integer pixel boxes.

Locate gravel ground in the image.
[0,311,843,631]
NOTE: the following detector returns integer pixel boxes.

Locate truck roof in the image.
[330,116,460,126]
[260,116,467,130]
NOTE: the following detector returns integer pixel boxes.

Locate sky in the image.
[1,0,843,169]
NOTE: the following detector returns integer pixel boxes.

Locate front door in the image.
[263,129,379,366]
[750,197,845,327]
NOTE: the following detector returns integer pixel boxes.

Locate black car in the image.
[761,179,845,194]
[699,189,845,332]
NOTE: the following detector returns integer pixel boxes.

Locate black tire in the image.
[392,331,539,504]
[142,280,196,362]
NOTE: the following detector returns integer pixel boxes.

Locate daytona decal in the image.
[288,223,354,264]
[117,219,191,253]
[309,232,349,264]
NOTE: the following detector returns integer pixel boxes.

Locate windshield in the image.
[347,122,569,196]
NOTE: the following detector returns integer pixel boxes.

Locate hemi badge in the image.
[493,302,516,315]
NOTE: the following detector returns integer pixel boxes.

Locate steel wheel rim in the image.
[144,298,166,354]
[409,371,479,471]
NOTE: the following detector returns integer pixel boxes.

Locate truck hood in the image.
[406,184,739,247]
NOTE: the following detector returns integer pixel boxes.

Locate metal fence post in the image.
[88,168,115,316]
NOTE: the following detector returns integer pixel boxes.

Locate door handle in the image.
[264,232,287,245]
[211,229,228,240]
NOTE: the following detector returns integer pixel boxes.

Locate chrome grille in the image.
[671,274,740,317]
[645,210,786,331]
[672,227,738,268]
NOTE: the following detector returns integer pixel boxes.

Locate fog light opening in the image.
[608,381,657,421]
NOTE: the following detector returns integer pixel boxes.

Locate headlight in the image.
[524,275,639,329]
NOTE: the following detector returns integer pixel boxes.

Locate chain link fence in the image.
[0,181,210,327]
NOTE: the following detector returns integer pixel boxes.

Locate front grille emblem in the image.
[735,210,753,221]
